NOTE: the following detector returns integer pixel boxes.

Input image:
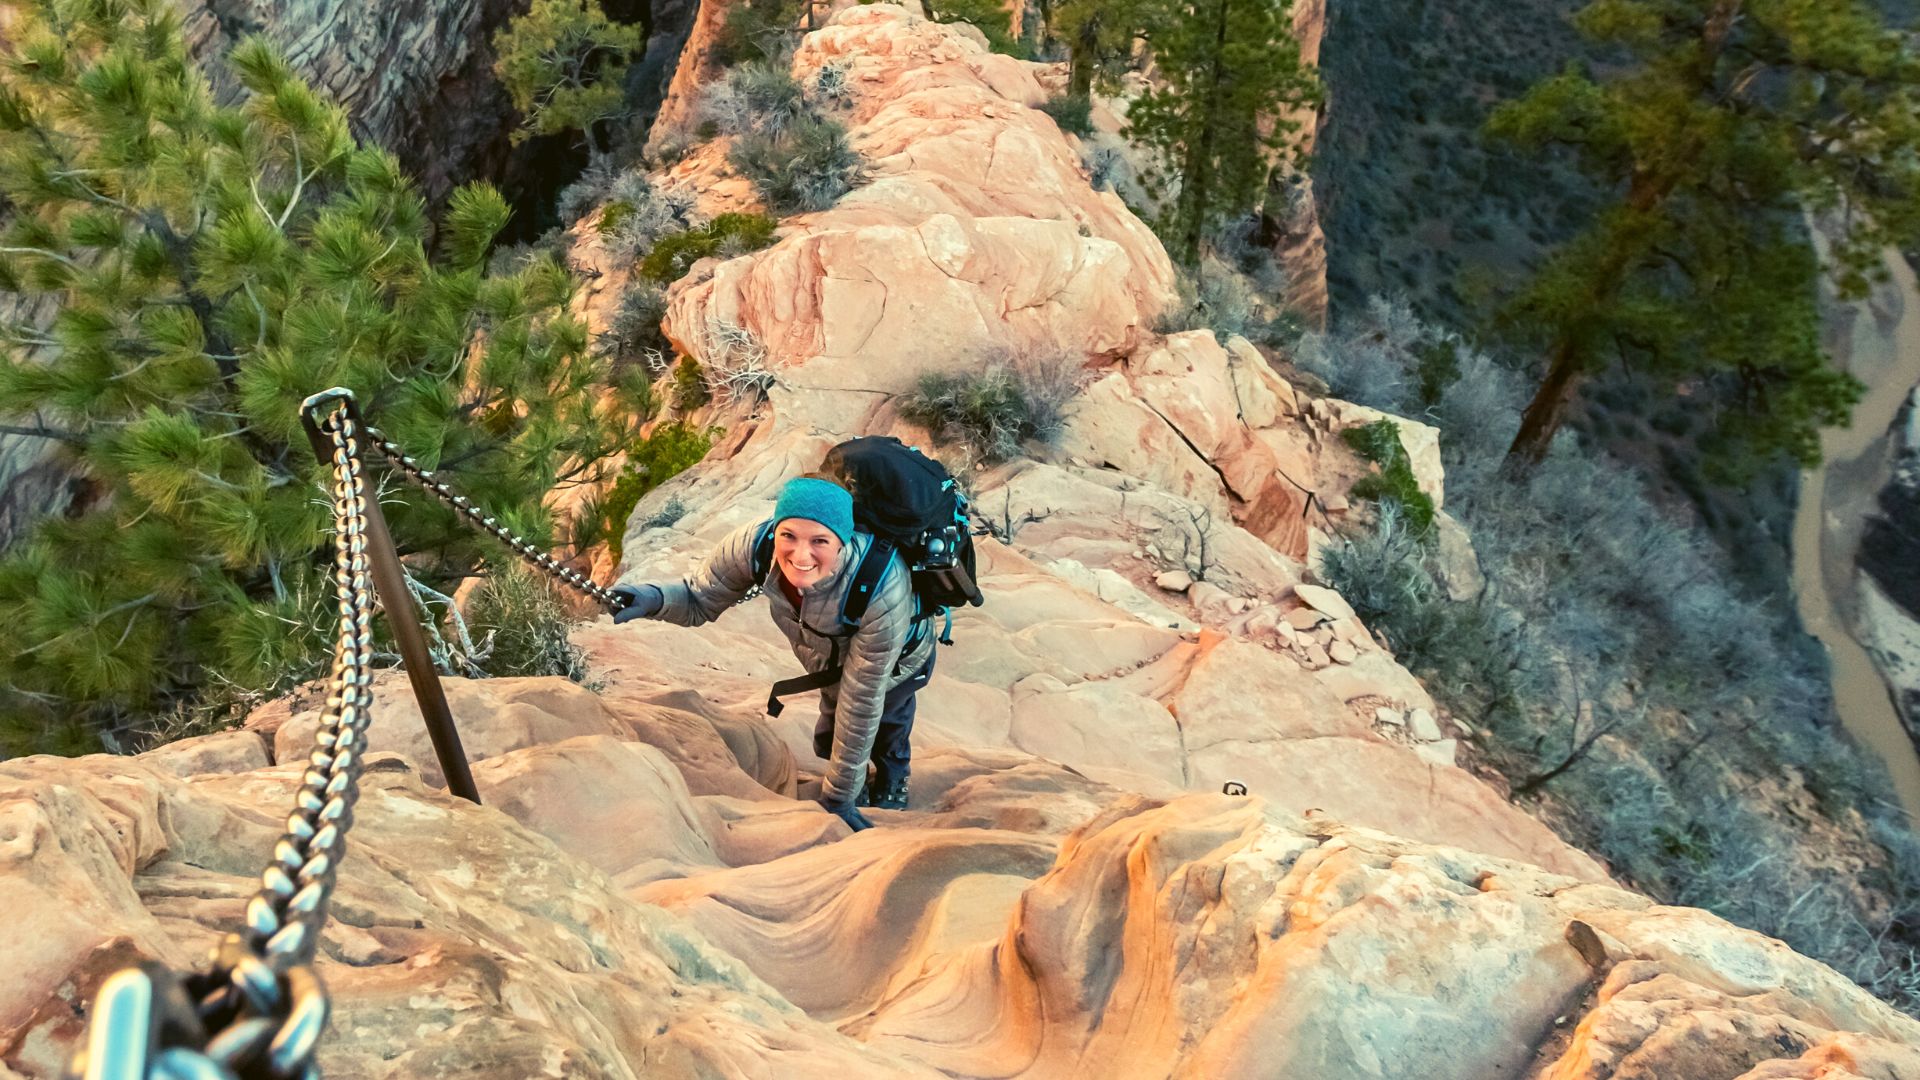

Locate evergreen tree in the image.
[1124,0,1319,266]
[0,0,649,750]
[492,0,643,163]
[1489,0,1920,475]
[1054,0,1150,98]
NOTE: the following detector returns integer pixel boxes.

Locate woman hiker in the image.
[606,475,935,832]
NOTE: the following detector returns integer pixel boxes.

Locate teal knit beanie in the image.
[772,477,855,545]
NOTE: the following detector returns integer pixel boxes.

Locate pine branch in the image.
[0,423,85,444]
[0,246,83,272]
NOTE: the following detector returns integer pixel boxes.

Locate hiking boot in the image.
[868,775,909,811]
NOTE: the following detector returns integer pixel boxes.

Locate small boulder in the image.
[1409,708,1443,742]
[1329,640,1357,665]
[1292,583,1357,622]
[1155,569,1194,593]
[1285,607,1328,631]
[1375,706,1406,727]
[1303,642,1331,668]
[1189,580,1232,614]
[1414,738,1459,768]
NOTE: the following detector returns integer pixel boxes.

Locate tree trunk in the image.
[1505,340,1587,465]
[1068,13,1100,97]
[1500,0,1743,471]
[1177,0,1232,265]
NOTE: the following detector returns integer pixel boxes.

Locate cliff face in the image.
[0,0,527,550]
[1859,386,1920,748]
[6,7,1920,1078]
[1267,0,1329,327]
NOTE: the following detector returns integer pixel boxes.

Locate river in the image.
[1792,244,1920,819]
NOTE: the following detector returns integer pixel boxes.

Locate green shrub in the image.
[1039,93,1095,137]
[671,356,712,411]
[463,565,591,681]
[1341,419,1436,535]
[900,358,1080,462]
[600,421,718,562]
[729,114,864,213]
[926,0,1025,54]
[713,0,802,66]
[639,213,779,283]
[1413,338,1461,406]
[597,199,636,235]
[0,5,647,744]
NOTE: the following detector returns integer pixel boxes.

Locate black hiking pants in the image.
[814,650,935,797]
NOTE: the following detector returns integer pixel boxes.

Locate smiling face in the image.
[772,517,845,591]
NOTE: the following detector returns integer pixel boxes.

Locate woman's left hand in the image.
[818,797,874,832]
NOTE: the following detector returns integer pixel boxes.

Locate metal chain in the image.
[356,424,621,611]
[67,400,376,1080]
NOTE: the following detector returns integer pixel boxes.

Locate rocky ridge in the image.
[5,7,1920,1079]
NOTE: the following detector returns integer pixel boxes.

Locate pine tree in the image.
[1490,0,1920,475]
[0,0,650,750]
[1124,0,1319,266]
[492,0,643,164]
[1054,0,1150,98]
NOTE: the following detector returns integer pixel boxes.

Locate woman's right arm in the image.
[626,520,766,627]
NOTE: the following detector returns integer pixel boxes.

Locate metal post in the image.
[301,389,481,805]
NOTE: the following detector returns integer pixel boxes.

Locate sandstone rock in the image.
[1154,569,1194,593]
[1375,706,1405,727]
[1292,582,1357,621]
[1414,738,1459,768]
[1045,557,1193,629]
[269,670,624,790]
[1303,642,1331,668]
[1431,509,1488,602]
[1189,580,1233,614]
[136,729,271,777]
[1328,400,1446,509]
[1310,648,1438,715]
[1329,639,1357,664]
[1410,707,1444,742]
[1286,606,1328,630]
[0,753,937,1078]
[1223,334,1297,424]
[665,7,1176,398]
[1009,673,1188,792]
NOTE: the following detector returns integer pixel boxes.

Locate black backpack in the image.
[755,436,984,715]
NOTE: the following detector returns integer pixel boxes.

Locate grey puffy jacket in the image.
[637,520,934,803]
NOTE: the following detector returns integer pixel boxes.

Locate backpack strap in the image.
[751,519,776,584]
[838,538,895,630]
[767,639,842,717]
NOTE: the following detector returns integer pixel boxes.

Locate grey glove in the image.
[609,584,663,624]
[818,796,873,833]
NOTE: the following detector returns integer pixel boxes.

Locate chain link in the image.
[357,424,621,611]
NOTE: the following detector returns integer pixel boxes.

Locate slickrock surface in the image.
[661,6,1178,392]
[8,670,1919,1077]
